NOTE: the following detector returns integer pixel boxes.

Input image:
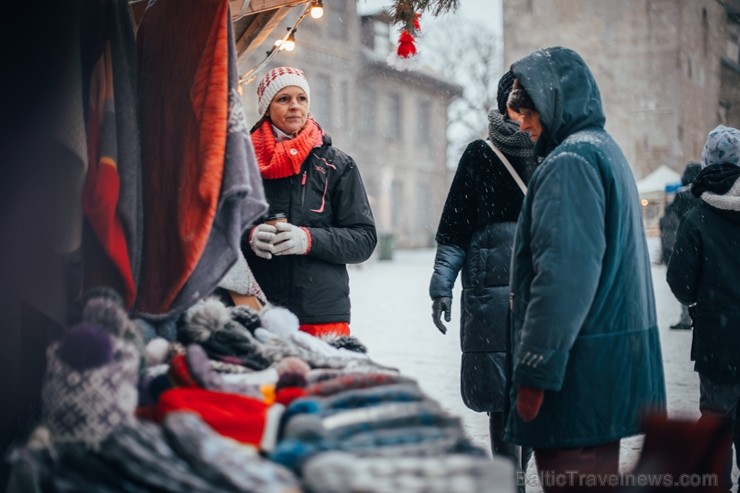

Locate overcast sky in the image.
[356,0,502,33]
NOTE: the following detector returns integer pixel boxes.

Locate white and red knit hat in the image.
[256,66,311,116]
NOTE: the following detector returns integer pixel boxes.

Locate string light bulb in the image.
[283,29,296,51]
[310,0,324,19]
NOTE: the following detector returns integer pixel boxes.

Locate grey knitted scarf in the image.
[487,108,536,160]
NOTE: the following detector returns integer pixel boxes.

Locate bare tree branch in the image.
[420,17,504,166]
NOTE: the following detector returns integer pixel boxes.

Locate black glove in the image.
[432,297,452,335]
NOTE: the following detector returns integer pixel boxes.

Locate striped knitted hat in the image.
[256,66,311,116]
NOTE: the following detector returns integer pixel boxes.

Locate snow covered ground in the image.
[349,236,734,492]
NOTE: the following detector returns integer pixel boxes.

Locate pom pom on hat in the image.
[144,337,169,366]
[57,323,114,371]
[260,304,300,337]
[42,320,139,447]
[276,356,311,377]
[181,297,231,342]
[256,66,311,116]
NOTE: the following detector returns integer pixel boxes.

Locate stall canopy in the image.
[637,165,682,197]
[129,0,309,60]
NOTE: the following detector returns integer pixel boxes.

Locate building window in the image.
[416,182,431,232]
[373,20,390,57]
[340,80,349,135]
[329,1,348,40]
[360,85,376,135]
[312,74,332,130]
[702,8,708,55]
[388,93,403,141]
[391,179,404,229]
[416,99,431,144]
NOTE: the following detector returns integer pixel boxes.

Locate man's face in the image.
[519,108,542,142]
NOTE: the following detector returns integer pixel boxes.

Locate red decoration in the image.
[397,30,417,59]
[389,12,422,70]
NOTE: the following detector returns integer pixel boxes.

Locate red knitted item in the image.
[168,353,199,388]
[299,322,350,337]
[275,387,307,406]
[251,118,322,179]
[157,387,270,446]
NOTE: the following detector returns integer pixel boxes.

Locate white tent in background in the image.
[636,164,682,234]
[637,165,682,196]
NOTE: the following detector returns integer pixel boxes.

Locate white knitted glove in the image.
[273,222,310,256]
[249,223,277,259]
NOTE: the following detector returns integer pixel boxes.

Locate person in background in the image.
[658,161,702,330]
[667,124,740,493]
[504,47,666,492]
[245,67,376,337]
[429,71,536,478]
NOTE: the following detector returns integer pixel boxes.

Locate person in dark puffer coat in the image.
[428,71,537,476]
[667,124,740,493]
[659,161,702,330]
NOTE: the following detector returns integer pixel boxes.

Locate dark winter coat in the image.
[505,47,666,448]
[430,139,530,413]
[245,133,376,324]
[667,165,740,384]
[659,164,702,264]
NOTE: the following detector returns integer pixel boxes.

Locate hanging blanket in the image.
[136,0,266,318]
[82,0,143,309]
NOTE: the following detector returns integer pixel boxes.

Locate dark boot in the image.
[489,411,516,459]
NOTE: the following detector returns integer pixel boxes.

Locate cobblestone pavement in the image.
[349,237,736,492]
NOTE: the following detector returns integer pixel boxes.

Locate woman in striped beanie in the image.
[246,67,376,338]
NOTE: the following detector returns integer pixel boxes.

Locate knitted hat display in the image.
[283,383,425,423]
[97,419,216,492]
[282,400,459,444]
[274,356,310,406]
[259,304,300,337]
[256,66,310,116]
[42,322,140,447]
[305,372,417,397]
[701,124,740,168]
[162,412,301,493]
[319,334,368,354]
[156,387,285,452]
[303,451,514,493]
[178,297,271,370]
[231,304,263,334]
[271,424,484,473]
[254,328,396,374]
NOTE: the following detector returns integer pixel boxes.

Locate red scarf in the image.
[251,118,323,179]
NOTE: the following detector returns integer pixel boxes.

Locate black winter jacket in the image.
[245,133,376,324]
[667,165,740,383]
[659,164,703,265]
[430,139,533,412]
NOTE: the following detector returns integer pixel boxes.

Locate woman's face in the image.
[518,108,543,143]
[267,86,308,136]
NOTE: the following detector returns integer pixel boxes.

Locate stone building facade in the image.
[238,2,461,249]
[502,0,740,180]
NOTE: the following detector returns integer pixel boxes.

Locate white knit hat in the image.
[256,66,310,116]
